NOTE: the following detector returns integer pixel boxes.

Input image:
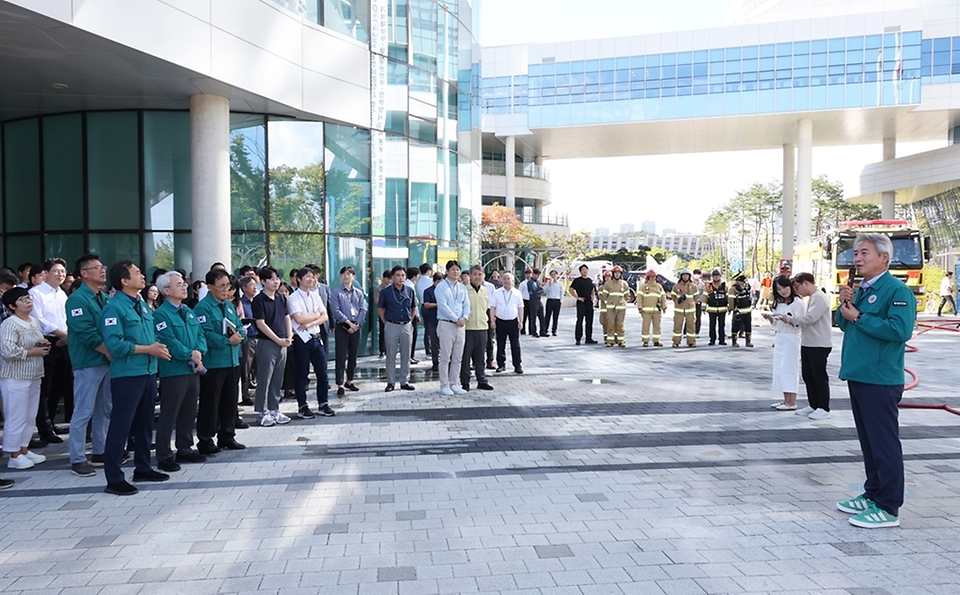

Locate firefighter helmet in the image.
[612,265,623,273]
[645,269,657,278]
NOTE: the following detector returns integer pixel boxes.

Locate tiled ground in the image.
[2,307,960,595]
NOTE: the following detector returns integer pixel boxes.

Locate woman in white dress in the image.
[765,275,805,410]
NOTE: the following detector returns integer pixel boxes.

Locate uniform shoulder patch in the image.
[197,315,207,323]
[892,300,908,306]
[70,308,83,316]
[104,317,118,326]
[156,321,168,331]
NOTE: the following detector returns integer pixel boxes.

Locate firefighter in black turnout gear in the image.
[704,269,727,346]
[727,274,754,348]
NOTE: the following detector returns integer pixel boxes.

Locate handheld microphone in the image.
[844,267,855,305]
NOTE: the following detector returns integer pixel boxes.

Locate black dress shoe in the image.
[477,383,494,391]
[384,384,395,392]
[344,382,359,392]
[217,439,246,450]
[40,433,63,444]
[400,383,415,391]
[495,366,505,373]
[514,367,524,374]
[29,438,48,449]
[239,397,254,406]
[175,451,208,464]
[337,387,345,397]
[235,418,250,430]
[157,459,181,472]
[132,469,170,482]
[585,339,598,344]
[105,481,139,496]
[53,425,70,435]
[197,443,221,456]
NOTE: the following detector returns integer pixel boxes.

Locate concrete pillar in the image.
[796,119,813,245]
[190,94,231,278]
[504,135,516,209]
[881,137,896,218]
[782,143,796,261]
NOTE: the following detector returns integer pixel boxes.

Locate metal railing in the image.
[521,212,568,227]
[481,160,551,182]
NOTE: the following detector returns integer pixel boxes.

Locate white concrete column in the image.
[796,119,813,245]
[504,135,516,209]
[881,137,896,218]
[190,94,232,278]
[781,143,796,261]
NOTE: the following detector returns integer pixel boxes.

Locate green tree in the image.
[811,175,881,236]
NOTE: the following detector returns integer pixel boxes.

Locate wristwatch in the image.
[856,312,863,322]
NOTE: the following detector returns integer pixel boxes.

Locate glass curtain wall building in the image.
[0,0,480,356]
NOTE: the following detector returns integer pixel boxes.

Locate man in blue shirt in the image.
[421,273,442,372]
[433,260,470,396]
[377,266,417,392]
[329,266,367,396]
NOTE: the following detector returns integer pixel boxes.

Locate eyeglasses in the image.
[16,296,32,303]
[170,283,188,289]
[81,265,106,271]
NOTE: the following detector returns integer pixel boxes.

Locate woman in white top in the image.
[0,287,51,469]
[764,275,805,411]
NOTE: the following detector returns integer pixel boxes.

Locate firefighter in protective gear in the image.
[728,274,754,347]
[599,266,629,347]
[670,269,698,347]
[597,270,613,344]
[637,270,667,347]
[704,269,728,345]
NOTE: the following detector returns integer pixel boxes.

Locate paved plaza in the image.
[2,306,960,595]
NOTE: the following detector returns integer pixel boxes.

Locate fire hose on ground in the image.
[899,318,960,415]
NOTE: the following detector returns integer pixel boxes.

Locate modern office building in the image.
[0,0,482,300]
[481,0,960,262]
[589,233,714,259]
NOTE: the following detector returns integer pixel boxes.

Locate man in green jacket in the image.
[65,254,113,478]
[193,268,246,454]
[153,271,208,472]
[835,232,916,529]
[100,261,172,496]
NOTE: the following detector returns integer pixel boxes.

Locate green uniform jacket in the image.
[193,294,246,370]
[153,300,208,378]
[100,293,158,379]
[65,283,110,370]
[835,271,916,386]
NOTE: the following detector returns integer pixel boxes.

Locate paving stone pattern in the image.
[1,311,960,594]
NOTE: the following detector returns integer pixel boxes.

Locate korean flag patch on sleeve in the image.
[197,315,206,323]
[70,308,83,317]
[156,321,168,331]
[104,317,118,326]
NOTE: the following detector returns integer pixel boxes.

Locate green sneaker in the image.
[849,503,899,529]
[836,493,873,514]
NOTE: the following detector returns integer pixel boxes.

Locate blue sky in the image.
[478,0,944,235]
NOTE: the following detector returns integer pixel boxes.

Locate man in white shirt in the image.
[938,271,955,316]
[518,269,532,334]
[489,273,524,374]
[790,272,834,420]
[434,261,469,396]
[29,257,71,443]
[287,267,334,419]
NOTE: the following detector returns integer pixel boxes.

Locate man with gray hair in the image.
[835,232,916,529]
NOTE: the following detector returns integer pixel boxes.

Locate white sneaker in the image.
[451,385,468,395]
[771,402,785,409]
[795,406,815,416]
[440,387,454,396]
[273,411,291,425]
[23,451,45,464]
[259,411,276,427]
[775,403,797,411]
[8,456,34,470]
[808,409,831,420]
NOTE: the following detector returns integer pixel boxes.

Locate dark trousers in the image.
[485,310,494,365]
[197,366,239,446]
[708,312,726,343]
[544,299,561,334]
[575,301,594,342]
[411,322,419,358]
[293,335,329,408]
[425,318,440,368]
[105,374,156,485]
[695,305,702,334]
[521,300,529,333]
[495,318,522,369]
[801,346,832,411]
[156,374,199,462]
[39,341,72,430]
[334,324,361,386]
[460,329,488,386]
[281,346,296,392]
[848,380,904,517]
[731,312,752,337]
[378,318,385,356]
[239,336,258,396]
[527,298,544,336]
[423,317,432,357]
[938,295,956,315]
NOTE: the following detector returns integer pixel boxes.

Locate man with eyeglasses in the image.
[29,257,71,444]
[64,255,114,477]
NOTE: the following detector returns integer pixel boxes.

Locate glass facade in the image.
[483,31,931,125]
[0,1,480,356]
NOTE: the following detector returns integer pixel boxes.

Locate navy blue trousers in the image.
[105,375,157,485]
[293,336,329,408]
[848,380,904,516]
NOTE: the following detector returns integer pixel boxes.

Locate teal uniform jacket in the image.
[153,300,208,378]
[65,283,110,370]
[100,293,158,379]
[835,271,916,386]
[193,294,246,370]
